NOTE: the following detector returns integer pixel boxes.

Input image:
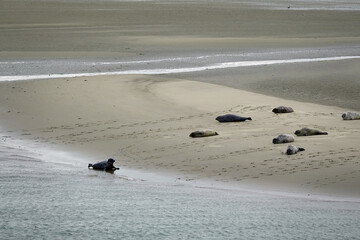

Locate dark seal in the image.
[216,114,252,123]
[294,128,328,136]
[88,158,119,172]
[272,106,294,114]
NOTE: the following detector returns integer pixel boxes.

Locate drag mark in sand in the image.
[1,56,360,81]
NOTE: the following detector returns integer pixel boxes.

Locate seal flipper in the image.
[298,148,305,152]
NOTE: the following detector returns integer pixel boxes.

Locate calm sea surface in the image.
[1,1,360,238]
[1,140,360,240]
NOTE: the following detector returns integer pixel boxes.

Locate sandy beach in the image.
[1,0,360,199]
[1,75,359,199]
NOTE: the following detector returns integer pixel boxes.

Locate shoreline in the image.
[2,126,359,203]
[1,75,359,200]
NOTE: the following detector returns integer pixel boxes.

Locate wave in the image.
[1,56,359,81]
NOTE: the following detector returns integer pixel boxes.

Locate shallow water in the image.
[1,140,360,240]
[1,47,360,81]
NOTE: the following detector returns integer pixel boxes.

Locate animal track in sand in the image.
[42,123,202,144]
[228,104,272,113]
[221,147,360,181]
[309,169,360,188]
[38,109,225,135]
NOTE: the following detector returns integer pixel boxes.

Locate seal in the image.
[88,158,119,172]
[272,134,295,144]
[189,129,218,138]
[286,144,305,155]
[342,111,360,120]
[272,106,294,114]
[294,127,328,136]
[216,114,252,123]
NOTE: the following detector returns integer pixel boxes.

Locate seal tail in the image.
[88,164,93,168]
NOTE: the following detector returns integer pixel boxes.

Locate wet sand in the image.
[1,0,360,109]
[1,0,360,198]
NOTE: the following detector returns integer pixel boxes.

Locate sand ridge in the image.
[0,75,359,198]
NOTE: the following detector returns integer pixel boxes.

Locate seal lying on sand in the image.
[189,129,218,138]
[342,111,360,120]
[88,158,119,171]
[286,145,305,155]
[294,127,328,136]
[216,114,252,122]
[273,134,295,144]
[272,106,294,114]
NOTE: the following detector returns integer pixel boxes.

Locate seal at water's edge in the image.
[272,106,294,114]
[216,114,252,123]
[342,111,360,120]
[189,130,218,138]
[295,128,328,136]
[272,134,295,144]
[286,145,305,155]
[88,158,119,172]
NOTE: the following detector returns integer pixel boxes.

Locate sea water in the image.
[1,140,360,240]
[1,1,360,238]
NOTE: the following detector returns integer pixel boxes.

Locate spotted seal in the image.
[272,106,294,114]
[88,158,119,171]
[216,114,252,123]
[272,134,295,144]
[342,111,360,120]
[294,127,328,136]
[189,129,218,138]
[286,145,305,155]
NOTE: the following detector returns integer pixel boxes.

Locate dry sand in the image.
[0,75,359,198]
[1,0,360,199]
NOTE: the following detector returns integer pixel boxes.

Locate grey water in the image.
[1,46,360,81]
[1,139,360,240]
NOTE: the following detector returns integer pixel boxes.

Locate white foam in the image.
[1,56,359,81]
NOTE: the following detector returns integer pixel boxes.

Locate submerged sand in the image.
[1,0,360,198]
